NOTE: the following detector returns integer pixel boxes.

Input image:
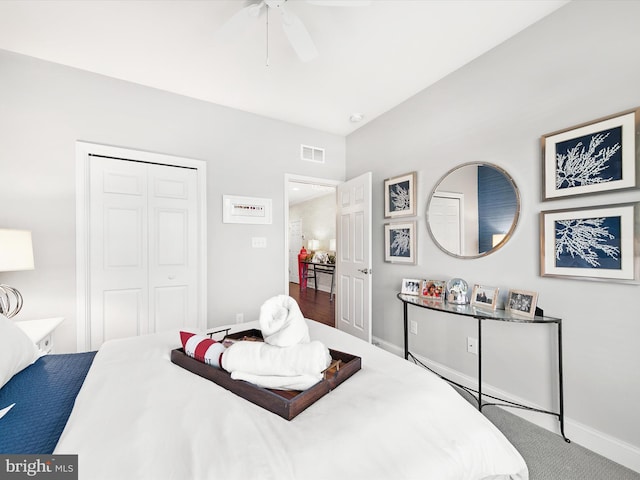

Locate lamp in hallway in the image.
[0,229,35,318]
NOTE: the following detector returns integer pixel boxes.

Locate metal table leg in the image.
[403,301,409,360]
[478,318,482,411]
[558,321,570,442]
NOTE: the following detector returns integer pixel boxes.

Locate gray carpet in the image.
[454,387,640,480]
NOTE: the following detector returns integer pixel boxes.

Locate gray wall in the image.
[347,0,640,469]
[0,49,345,353]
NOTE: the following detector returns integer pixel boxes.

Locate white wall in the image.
[346,1,640,471]
[0,49,346,353]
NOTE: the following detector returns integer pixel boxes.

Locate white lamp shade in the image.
[0,229,35,272]
[329,239,336,251]
[308,239,320,251]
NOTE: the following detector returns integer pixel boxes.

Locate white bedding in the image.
[54,320,528,480]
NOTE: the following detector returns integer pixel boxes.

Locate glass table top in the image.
[397,293,561,324]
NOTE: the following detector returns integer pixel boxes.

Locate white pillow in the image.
[0,315,40,389]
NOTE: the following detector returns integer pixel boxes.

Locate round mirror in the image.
[426,162,520,258]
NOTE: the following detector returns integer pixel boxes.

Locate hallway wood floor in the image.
[288,282,335,328]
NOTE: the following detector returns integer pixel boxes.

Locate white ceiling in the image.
[0,0,569,136]
[289,181,335,205]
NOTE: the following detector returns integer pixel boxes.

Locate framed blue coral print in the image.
[384,172,416,218]
[542,107,639,200]
[384,221,416,264]
[540,203,638,282]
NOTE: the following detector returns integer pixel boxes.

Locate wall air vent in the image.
[300,144,325,163]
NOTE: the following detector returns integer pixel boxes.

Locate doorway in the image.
[284,174,339,326]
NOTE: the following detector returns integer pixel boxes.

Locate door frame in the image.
[283,174,341,295]
[75,141,208,351]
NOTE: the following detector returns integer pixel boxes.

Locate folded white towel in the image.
[229,371,322,391]
[221,340,331,378]
[259,295,310,347]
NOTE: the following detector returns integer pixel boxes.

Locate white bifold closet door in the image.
[89,156,199,350]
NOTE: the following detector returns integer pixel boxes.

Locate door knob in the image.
[357,268,371,274]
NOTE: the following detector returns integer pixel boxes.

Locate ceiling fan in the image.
[219,0,371,64]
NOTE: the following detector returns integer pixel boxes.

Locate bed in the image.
[0,352,95,454]
[2,318,528,480]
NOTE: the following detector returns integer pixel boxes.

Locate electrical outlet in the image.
[467,337,478,355]
[410,321,418,335]
[235,313,244,324]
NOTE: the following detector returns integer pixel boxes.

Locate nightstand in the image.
[15,317,64,354]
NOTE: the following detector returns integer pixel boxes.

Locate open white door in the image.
[336,172,372,343]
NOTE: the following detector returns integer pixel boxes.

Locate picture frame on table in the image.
[401,278,421,296]
[420,280,446,300]
[384,172,417,218]
[470,285,499,310]
[541,107,639,200]
[505,289,539,318]
[384,221,416,264]
[540,202,638,282]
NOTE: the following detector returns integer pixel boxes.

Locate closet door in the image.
[148,163,198,333]
[89,156,198,350]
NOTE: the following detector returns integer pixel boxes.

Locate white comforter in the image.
[55,320,528,480]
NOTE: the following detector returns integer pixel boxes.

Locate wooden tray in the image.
[170,329,361,420]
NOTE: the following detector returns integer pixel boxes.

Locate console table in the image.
[301,261,336,301]
[397,292,569,442]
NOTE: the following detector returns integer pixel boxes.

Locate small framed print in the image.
[541,107,639,200]
[401,278,421,296]
[420,280,445,300]
[384,172,417,218]
[540,202,638,282]
[506,289,539,318]
[384,221,416,264]
[470,285,499,310]
[223,195,272,224]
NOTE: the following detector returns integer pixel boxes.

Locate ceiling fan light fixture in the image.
[222,0,369,64]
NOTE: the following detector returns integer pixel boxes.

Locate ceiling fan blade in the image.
[305,1,372,6]
[280,8,319,62]
[217,1,265,41]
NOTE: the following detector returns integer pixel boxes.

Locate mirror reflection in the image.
[426,163,520,258]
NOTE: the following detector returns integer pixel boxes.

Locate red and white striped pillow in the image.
[180,331,225,369]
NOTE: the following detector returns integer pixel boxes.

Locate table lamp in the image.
[0,229,35,318]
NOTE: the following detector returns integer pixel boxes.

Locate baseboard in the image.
[291,281,332,295]
[372,335,640,474]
